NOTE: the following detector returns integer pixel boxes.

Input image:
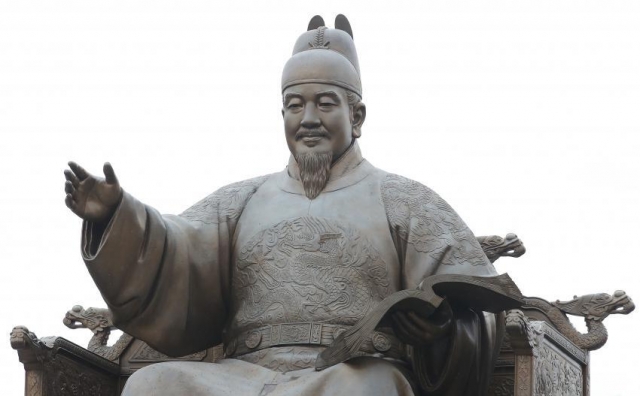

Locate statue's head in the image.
[282,15,366,172]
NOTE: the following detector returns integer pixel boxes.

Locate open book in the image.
[316,272,523,370]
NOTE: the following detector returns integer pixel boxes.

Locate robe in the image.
[82,143,501,395]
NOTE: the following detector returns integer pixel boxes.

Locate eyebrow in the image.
[283,90,342,105]
[283,93,303,105]
[315,91,341,102]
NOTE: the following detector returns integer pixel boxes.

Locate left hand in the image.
[392,301,453,346]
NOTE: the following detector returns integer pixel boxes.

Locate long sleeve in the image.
[381,174,496,286]
[381,174,501,395]
[81,175,269,357]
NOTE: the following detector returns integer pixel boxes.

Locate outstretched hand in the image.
[392,301,453,346]
[64,162,122,224]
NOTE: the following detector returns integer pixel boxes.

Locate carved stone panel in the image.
[43,355,117,396]
[533,342,583,396]
[488,375,515,396]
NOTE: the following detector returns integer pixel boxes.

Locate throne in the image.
[10,233,633,396]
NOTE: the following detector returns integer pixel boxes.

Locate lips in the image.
[296,130,330,140]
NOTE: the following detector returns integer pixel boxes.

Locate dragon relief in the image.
[476,233,526,263]
[523,290,634,351]
[63,305,133,361]
[232,216,391,330]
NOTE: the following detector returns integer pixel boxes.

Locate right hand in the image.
[64,161,123,224]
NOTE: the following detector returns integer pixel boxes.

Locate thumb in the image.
[103,162,119,185]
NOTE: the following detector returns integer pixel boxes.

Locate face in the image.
[282,83,364,162]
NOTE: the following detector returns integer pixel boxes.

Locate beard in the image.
[294,150,333,200]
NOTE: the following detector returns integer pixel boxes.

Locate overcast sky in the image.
[1,1,639,395]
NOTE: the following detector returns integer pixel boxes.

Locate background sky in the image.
[1,1,639,395]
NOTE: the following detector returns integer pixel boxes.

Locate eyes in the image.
[286,101,303,110]
[285,97,339,111]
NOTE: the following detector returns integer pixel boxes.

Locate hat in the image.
[281,15,362,97]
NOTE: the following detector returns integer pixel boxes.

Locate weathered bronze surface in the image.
[41,14,632,396]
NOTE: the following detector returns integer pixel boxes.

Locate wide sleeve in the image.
[380,174,496,286]
[81,175,269,357]
[381,174,502,395]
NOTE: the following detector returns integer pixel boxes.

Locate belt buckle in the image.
[278,322,312,345]
[311,323,322,344]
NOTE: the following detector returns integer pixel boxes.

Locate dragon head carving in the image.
[63,305,115,334]
[477,233,526,263]
[554,290,635,322]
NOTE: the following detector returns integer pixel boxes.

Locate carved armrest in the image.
[489,291,634,396]
[521,290,634,351]
[10,325,119,396]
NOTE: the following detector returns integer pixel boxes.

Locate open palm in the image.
[64,161,122,224]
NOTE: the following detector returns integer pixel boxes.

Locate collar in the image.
[278,141,374,195]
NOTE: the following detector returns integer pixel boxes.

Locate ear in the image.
[308,15,325,31]
[351,102,366,139]
[335,14,353,39]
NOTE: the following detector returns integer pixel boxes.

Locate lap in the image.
[122,356,416,396]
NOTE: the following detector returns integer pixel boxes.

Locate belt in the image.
[224,322,405,360]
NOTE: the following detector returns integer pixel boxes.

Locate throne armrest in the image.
[10,325,120,396]
[488,290,634,396]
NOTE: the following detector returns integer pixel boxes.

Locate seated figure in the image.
[63,15,509,395]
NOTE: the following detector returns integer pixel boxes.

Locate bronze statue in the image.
[62,15,512,395]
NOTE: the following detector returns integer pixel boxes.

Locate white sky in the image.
[1,1,639,395]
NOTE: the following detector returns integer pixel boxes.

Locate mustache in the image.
[295,129,330,140]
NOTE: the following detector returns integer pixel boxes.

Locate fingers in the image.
[406,311,441,334]
[395,311,426,335]
[392,312,427,346]
[64,169,80,187]
[65,193,77,211]
[68,161,89,180]
[64,166,79,213]
[103,162,118,185]
[393,309,453,346]
[64,180,75,195]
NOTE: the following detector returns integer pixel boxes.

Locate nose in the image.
[301,103,321,129]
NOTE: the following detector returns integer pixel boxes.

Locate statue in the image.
[62,15,514,395]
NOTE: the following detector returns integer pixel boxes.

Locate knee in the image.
[340,357,414,394]
[122,362,191,395]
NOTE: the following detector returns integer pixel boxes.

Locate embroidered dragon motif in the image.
[232,216,390,331]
